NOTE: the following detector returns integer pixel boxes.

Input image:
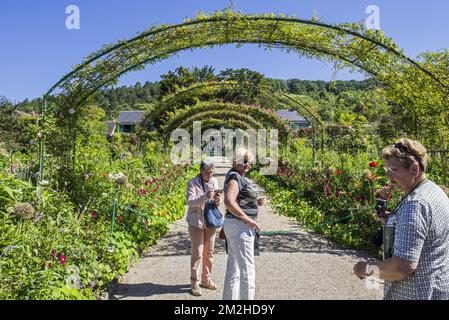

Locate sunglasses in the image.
[242,159,254,165]
[392,142,424,171]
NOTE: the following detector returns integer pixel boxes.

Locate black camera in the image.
[375,199,388,218]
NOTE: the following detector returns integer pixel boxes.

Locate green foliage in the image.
[36,11,448,160]
[0,98,39,153]
[159,100,293,142]
[251,140,400,252]
[0,141,196,300]
[3,10,449,299]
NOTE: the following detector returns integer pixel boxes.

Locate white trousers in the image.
[222,218,256,300]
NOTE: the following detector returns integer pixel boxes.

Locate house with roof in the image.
[105,111,153,137]
[276,109,311,129]
[117,111,145,133]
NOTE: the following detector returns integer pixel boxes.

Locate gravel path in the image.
[110,157,383,300]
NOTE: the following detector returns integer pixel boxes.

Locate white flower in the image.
[39,180,49,186]
[4,245,19,253]
[68,109,76,115]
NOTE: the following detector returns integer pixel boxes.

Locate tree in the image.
[0,97,38,152]
[216,68,267,103]
[159,66,216,96]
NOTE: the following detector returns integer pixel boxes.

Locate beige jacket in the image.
[186,174,220,229]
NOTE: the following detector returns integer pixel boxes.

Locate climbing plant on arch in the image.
[158,101,293,141]
[191,118,255,133]
[138,81,324,155]
[142,81,321,128]
[40,11,449,179]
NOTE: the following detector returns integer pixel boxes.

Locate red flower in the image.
[91,210,97,219]
[118,215,125,222]
[59,255,67,265]
[369,161,378,168]
[139,189,148,195]
[335,169,343,175]
[145,178,156,186]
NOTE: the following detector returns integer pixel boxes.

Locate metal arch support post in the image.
[38,97,47,182]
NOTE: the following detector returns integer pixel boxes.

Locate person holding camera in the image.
[186,159,221,296]
[353,138,449,299]
[222,148,265,300]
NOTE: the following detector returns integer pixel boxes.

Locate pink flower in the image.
[91,211,97,219]
[59,255,67,265]
[51,249,57,260]
[335,190,341,197]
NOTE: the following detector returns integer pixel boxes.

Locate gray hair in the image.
[200,159,215,172]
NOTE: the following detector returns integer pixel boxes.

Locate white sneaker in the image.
[200,279,218,290]
[191,283,202,296]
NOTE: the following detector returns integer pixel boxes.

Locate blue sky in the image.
[0,0,448,102]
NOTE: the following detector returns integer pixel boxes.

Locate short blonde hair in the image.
[381,138,429,172]
[233,148,255,168]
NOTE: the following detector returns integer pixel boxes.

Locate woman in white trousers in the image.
[222,148,265,300]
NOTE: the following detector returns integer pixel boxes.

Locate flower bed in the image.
[0,153,195,300]
[249,143,399,252]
